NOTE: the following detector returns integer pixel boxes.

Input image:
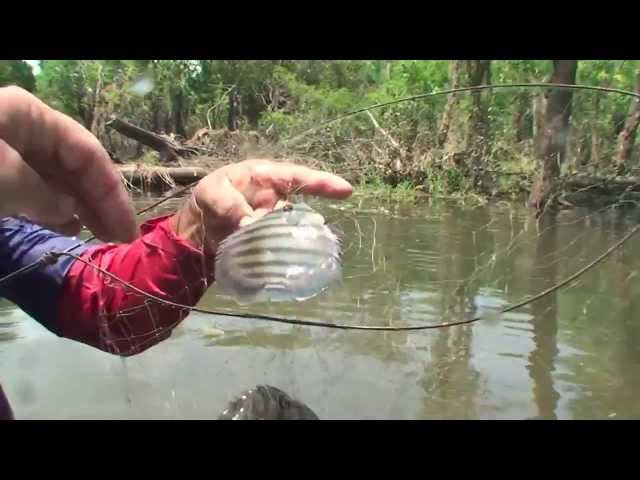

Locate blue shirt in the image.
[0,217,89,335]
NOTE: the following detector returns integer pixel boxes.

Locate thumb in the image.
[0,139,80,234]
[195,173,254,230]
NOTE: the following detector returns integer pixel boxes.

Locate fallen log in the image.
[118,165,209,191]
[563,175,640,194]
[560,175,640,208]
[106,116,202,163]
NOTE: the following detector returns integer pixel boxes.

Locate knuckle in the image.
[2,85,29,100]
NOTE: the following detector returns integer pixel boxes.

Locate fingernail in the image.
[239,216,256,227]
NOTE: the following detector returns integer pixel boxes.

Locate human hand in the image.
[0,86,137,242]
[170,158,353,253]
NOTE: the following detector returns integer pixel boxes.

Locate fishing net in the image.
[2,83,640,420]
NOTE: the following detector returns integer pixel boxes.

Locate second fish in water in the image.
[214,202,342,304]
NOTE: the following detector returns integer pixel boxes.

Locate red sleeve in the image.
[57,215,215,356]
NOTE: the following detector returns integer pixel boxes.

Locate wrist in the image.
[169,195,219,256]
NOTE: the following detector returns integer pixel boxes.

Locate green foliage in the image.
[0,60,36,91]
[26,59,640,191]
[422,166,472,196]
[37,61,94,118]
[357,177,420,201]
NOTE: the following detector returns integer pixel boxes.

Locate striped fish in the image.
[214,202,342,304]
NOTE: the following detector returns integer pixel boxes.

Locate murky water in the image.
[2,194,640,419]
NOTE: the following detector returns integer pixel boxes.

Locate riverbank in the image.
[116,162,511,203]
[117,160,640,210]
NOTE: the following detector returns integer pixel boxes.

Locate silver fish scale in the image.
[215,203,342,304]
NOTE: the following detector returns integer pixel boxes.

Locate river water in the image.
[1,194,639,419]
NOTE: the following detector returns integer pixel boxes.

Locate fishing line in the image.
[284,83,640,146]
[39,221,640,331]
[1,82,640,331]
[0,180,199,288]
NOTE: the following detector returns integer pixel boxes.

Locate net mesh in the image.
[2,85,640,419]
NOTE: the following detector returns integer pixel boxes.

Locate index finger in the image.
[0,86,137,242]
[249,161,353,200]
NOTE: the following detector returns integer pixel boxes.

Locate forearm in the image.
[57,214,216,356]
[170,196,211,254]
[1,199,218,356]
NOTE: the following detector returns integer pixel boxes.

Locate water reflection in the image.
[417,205,489,419]
[1,196,639,419]
[558,207,640,418]
[204,326,314,350]
[526,212,561,419]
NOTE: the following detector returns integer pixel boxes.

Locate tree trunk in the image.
[383,61,392,83]
[162,110,172,135]
[437,60,491,177]
[89,65,103,137]
[532,93,545,142]
[529,61,578,217]
[227,87,241,131]
[150,96,161,133]
[590,124,600,166]
[149,62,162,133]
[464,60,491,174]
[76,63,93,130]
[172,89,186,138]
[437,61,463,148]
[612,109,627,138]
[244,91,262,129]
[577,134,591,167]
[614,69,640,173]
[513,92,532,142]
